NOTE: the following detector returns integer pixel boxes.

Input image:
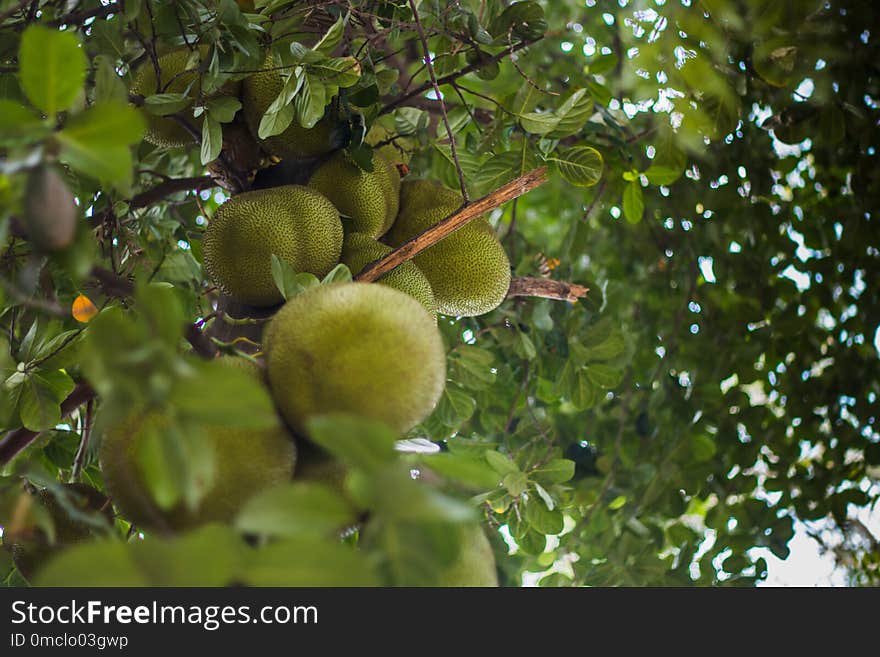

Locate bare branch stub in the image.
[354,167,549,283]
[506,277,589,302]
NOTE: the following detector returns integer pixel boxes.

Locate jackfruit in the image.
[131,47,240,149]
[22,165,77,252]
[242,58,338,158]
[264,282,446,435]
[341,232,435,316]
[309,150,400,237]
[99,362,296,533]
[203,185,343,307]
[386,179,511,317]
[436,525,499,587]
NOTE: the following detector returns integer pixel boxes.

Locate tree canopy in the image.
[0,0,877,587]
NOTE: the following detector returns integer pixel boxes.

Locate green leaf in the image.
[644,146,686,186]
[525,497,564,534]
[94,54,128,104]
[690,434,717,462]
[57,101,145,147]
[490,2,548,41]
[294,74,327,129]
[312,57,361,88]
[394,107,427,135]
[585,363,623,389]
[531,459,576,485]
[306,413,398,472]
[519,110,559,135]
[322,263,352,284]
[312,16,345,54]
[503,471,529,497]
[622,180,644,224]
[0,99,47,146]
[206,96,242,123]
[56,122,135,192]
[271,254,320,299]
[435,385,476,428]
[200,115,222,164]
[421,452,501,490]
[246,536,379,586]
[171,359,280,430]
[18,369,75,431]
[236,482,355,538]
[258,102,295,139]
[143,92,192,116]
[485,450,520,476]
[549,146,603,187]
[18,25,87,116]
[571,372,599,409]
[608,495,627,510]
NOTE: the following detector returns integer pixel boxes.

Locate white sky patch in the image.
[698,256,716,283]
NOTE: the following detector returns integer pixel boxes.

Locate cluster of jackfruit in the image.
[106,53,505,585]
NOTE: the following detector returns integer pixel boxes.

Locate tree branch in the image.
[0,383,95,466]
[506,277,589,302]
[354,167,549,283]
[128,175,217,210]
[406,0,468,201]
[379,38,540,116]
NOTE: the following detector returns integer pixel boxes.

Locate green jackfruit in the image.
[309,151,400,237]
[341,233,435,316]
[242,58,337,158]
[386,179,511,317]
[264,283,446,435]
[436,525,499,587]
[203,185,343,307]
[131,47,240,149]
[99,362,296,533]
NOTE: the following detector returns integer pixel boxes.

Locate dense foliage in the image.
[0,0,877,586]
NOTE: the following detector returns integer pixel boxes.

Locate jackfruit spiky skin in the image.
[242,58,337,158]
[436,525,499,587]
[386,179,511,317]
[131,47,241,149]
[264,283,446,435]
[99,359,295,533]
[341,233,436,316]
[203,185,343,307]
[308,151,400,238]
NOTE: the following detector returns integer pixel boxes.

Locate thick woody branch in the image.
[0,383,95,466]
[355,167,548,283]
[507,277,589,302]
[128,175,217,210]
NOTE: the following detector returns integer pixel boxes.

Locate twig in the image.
[70,399,94,481]
[47,2,118,27]
[379,37,540,116]
[506,277,588,302]
[185,322,219,359]
[355,167,548,282]
[128,175,217,209]
[406,0,468,201]
[0,383,96,466]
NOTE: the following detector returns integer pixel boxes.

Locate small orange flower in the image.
[72,294,98,323]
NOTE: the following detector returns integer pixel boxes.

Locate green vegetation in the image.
[1,1,877,589]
